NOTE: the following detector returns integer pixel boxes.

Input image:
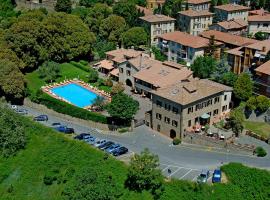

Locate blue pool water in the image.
[51,83,100,108]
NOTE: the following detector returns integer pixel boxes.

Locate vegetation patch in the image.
[243,121,270,138]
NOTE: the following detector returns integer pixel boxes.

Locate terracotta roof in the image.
[106,49,143,63]
[255,60,270,75]
[98,60,114,70]
[136,5,153,16]
[245,40,270,55]
[187,0,210,4]
[248,15,270,22]
[200,30,257,47]
[110,68,119,77]
[226,47,244,56]
[139,14,175,23]
[214,4,250,12]
[132,55,193,88]
[152,79,232,105]
[215,19,247,30]
[159,31,221,49]
[179,10,213,17]
[249,9,269,16]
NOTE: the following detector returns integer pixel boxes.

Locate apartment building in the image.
[145,78,232,139]
[226,40,270,74]
[200,30,257,49]
[146,0,165,9]
[158,31,222,65]
[248,14,270,35]
[214,4,250,22]
[178,10,213,36]
[185,0,211,11]
[209,19,247,35]
[139,14,175,46]
[118,54,193,98]
[254,60,270,98]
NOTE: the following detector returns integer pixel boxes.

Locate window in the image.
[126,63,131,68]
[172,120,178,127]
[188,120,192,127]
[119,68,123,73]
[165,104,171,111]
[156,100,162,107]
[214,97,220,103]
[213,109,219,116]
[224,95,227,101]
[188,107,193,114]
[157,124,161,131]
[222,105,227,112]
[126,70,131,76]
[156,113,162,120]
[263,23,268,27]
[172,107,179,114]
[164,117,170,124]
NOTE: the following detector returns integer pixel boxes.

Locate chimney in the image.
[262,46,266,52]
[139,54,143,69]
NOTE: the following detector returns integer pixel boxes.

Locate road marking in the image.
[179,169,193,179]
[162,165,170,172]
[169,167,182,177]
[192,175,198,181]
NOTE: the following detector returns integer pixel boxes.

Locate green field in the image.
[243,121,270,138]
[0,111,269,199]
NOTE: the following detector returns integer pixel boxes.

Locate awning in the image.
[201,113,210,119]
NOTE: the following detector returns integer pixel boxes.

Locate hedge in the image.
[79,60,88,66]
[70,61,90,72]
[36,93,107,124]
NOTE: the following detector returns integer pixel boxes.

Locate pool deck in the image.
[41,79,111,110]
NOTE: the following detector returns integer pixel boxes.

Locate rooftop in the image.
[214,4,250,12]
[136,5,153,16]
[255,60,270,75]
[249,8,269,16]
[226,47,244,56]
[187,0,211,4]
[200,30,257,47]
[248,15,270,22]
[245,40,270,55]
[179,10,213,17]
[152,79,232,105]
[139,14,175,23]
[131,55,193,88]
[159,31,221,49]
[215,19,247,30]
[106,49,143,63]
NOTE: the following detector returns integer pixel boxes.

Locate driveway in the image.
[22,106,270,175]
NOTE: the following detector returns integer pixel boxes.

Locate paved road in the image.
[20,106,270,181]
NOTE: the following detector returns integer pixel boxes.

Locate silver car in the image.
[93,139,107,147]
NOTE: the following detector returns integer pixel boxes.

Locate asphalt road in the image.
[20,106,270,177]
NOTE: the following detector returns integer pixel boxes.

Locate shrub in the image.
[255,146,267,157]
[36,93,107,124]
[70,61,90,72]
[79,60,88,66]
[172,138,181,145]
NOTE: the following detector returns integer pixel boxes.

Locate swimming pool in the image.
[51,83,100,108]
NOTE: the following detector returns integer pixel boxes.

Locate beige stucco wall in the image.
[215,9,248,21]
[248,21,270,34]
[150,21,175,46]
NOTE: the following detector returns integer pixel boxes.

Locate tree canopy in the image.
[233,73,253,101]
[191,56,217,79]
[37,61,60,83]
[162,0,184,18]
[55,0,72,13]
[121,27,148,48]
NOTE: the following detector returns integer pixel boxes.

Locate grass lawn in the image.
[243,121,270,138]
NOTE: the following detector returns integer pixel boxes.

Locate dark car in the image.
[98,141,114,150]
[34,115,48,121]
[74,133,91,140]
[212,169,222,183]
[112,147,128,156]
[51,122,61,127]
[55,126,74,134]
[15,108,28,115]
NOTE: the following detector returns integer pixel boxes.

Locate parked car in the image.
[98,141,115,150]
[15,108,28,115]
[212,169,222,183]
[11,105,18,110]
[105,144,121,153]
[94,139,107,147]
[54,125,74,134]
[85,136,96,145]
[74,133,91,140]
[51,122,61,127]
[197,169,210,184]
[34,115,48,121]
[112,146,128,156]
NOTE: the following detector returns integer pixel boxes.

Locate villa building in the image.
[214,4,250,22]
[145,78,232,139]
[185,0,211,11]
[158,31,222,65]
[139,14,175,46]
[226,40,270,74]
[178,10,213,36]
[248,14,270,35]
[209,19,247,35]
[254,60,270,97]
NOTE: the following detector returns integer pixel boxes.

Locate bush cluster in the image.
[255,146,267,157]
[173,138,181,145]
[34,93,107,124]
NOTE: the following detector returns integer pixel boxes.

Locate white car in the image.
[94,139,107,147]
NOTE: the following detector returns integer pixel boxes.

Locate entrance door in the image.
[170,129,176,138]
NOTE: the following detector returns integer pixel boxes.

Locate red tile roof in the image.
[187,0,211,4]
[214,4,250,12]
[248,15,270,22]
[255,60,270,75]
[216,19,247,30]
[179,10,213,17]
[139,14,175,23]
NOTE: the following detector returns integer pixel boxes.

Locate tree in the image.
[106,92,139,123]
[55,0,72,13]
[0,59,25,100]
[162,0,184,18]
[211,54,230,81]
[256,95,270,113]
[99,15,126,43]
[121,27,147,48]
[246,96,257,111]
[254,31,268,41]
[125,149,164,197]
[91,96,105,111]
[151,46,167,62]
[110,82,125,96]
[79,0,114,7]
[37,61,60,83]
[191,56,217,78]
[93,40,116,60]
[113,0,139,27]
[205,35,218,57]
[221,71,238,87]
[228,107,244,137]
[88,68,99,83]
[233,72,253,101]
[0,48,25,70]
